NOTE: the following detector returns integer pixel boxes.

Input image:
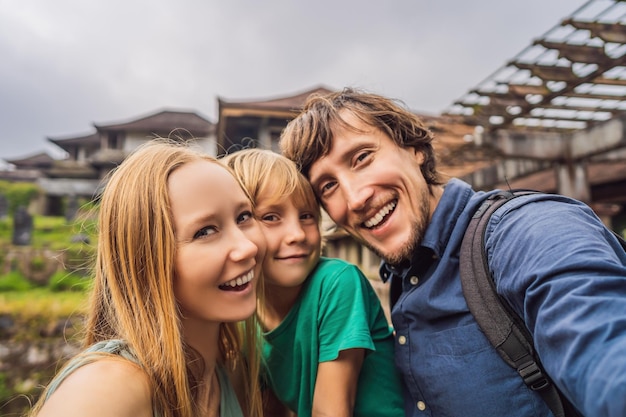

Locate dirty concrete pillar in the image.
[555,160,590,203]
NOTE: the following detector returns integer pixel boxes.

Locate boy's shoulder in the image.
[312,257,366,281]
[317,256,357,270]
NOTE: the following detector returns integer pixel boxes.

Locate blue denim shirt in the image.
[381,179,626,417]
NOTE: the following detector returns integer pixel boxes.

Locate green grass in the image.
[0,271,33,292]
[0,212,97,319]
[32,215,98,250]
[48,270,93,292]
[0,212,98,249]
[0,287,88,341]
[0,288,89,319]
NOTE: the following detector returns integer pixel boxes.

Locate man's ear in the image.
[411,148,425,165]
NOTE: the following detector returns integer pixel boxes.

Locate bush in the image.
[62,245,96,276]
[0,180,41,215]
[0,218,10,235]
[0,372,11,407]
[30,255,46,272]
[32,216,74,249]
[48,271,92,292]
[0,272,33,292]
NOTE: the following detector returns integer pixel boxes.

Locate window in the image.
[107,132,122,149]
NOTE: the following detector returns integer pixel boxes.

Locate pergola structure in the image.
[447,0,626,132]
[445,0,626,228]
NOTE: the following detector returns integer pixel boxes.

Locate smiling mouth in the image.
[219,270,253,292]
[363,201,397,229]
[277,253,308,260]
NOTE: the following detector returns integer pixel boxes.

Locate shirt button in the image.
[417,401,426,411]
[409,276,419,285]
[398,335,407,345]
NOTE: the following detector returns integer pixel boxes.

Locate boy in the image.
[222,149,404,417]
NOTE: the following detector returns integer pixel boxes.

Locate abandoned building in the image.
[3,0,626,278]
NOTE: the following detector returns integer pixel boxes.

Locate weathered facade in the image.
[6,110,215,216]
[216,85,333,155]
[447,0,626,231]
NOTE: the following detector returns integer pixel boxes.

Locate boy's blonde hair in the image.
[222,148,321,222]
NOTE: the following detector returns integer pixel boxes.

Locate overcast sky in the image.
[0,0,590,162]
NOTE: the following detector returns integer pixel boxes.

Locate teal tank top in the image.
[44,339,244,417]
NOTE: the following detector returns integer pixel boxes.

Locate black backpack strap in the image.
[460,190,575,417]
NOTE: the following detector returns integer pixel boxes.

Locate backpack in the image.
[460,190,626,417]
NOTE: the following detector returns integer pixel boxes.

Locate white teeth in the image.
[364,202,396,228]
[223,271,253,288]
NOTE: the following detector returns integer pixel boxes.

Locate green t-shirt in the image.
[262,257,404,417]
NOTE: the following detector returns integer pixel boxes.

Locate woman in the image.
[31,139,266,417]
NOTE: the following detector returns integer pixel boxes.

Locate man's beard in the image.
[363,192,431,266]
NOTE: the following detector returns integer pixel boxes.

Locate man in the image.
[279,88,626,417]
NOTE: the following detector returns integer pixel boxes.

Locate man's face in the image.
[308,111,435,265]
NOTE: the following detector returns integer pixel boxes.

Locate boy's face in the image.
[256,194,321,290]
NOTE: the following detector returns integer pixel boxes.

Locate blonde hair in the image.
[221,148,321,222]
[31,139,263,417]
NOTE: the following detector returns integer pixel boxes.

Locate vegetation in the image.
[0,200,97,318]
[0,288,89,318]
[7,211,98,251]
[0,285,88,416]
[0,180,41,216]
[0,198,96,415]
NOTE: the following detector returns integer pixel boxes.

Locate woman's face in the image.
[168,160,266,326]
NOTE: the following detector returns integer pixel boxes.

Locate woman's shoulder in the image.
[36,357,152,417]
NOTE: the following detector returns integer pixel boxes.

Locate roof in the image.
[48,132,100,148]
[94,109,215,136]
[5,152,55,168]
[420,114,501,179]
[0,169,43,182]
[218,85,335,114]
[446,0,626,134]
